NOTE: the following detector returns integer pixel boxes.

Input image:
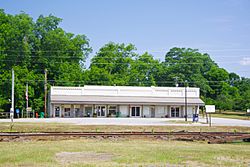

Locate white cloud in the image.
[240,57,250,66]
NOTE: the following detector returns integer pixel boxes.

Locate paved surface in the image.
[204,117,250,127]
[0,117,250,127]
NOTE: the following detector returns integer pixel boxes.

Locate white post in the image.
[44,69,47,118]
[10,69,14,122]
[26,83,28,118]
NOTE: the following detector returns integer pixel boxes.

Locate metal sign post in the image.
[184,80,188,122]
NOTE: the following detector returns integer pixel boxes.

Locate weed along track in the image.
[0,131,250,144]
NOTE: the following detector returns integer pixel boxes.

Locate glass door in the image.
[150,106,155,118]
[171,107,180,118]
[131,106,141,117]
[74,105,81,117]
[54,106,60,117]
[96,105,106,117]
[64,108,71,117]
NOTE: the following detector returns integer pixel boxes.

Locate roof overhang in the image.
[51,95,205,106]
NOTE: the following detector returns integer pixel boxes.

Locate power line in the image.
[1,53,249,59]
[2,48,250,52]
[0,78,239,83]
[0,59,246,64]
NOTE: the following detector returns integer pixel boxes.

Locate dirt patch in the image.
[216,156,247,164]
[55,151,114,165]
[184,160,211,167]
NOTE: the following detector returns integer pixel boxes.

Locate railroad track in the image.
[0,131,250,144]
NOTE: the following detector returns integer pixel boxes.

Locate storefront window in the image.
[85,106,93,117]
[108,105,117,117]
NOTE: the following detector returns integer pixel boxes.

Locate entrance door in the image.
[74,105,81,117]
[171,107,180,118]
[54,106,60,117]
[96,105,106,117]
[131,106,141,117]
[150,106,155,118]
[64,108,71,118]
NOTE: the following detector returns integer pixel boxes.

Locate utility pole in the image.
[10,69,14,122]
[173,76,179,87]
[44,69,47,118]
[184,80,188,122]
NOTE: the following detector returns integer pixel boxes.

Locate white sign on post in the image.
[27,107,32,112]
[205,105,215,113]
[247,109,250,113]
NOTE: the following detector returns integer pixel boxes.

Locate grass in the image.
[0,139,249,166]
[0,122,250,133]
[0,122,250,166]
[211,111,250,120]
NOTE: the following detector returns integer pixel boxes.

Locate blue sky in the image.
[1,0,250,77]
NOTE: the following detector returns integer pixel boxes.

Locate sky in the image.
[1,0,250,77]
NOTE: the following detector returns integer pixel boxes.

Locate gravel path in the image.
[0,117,249,127]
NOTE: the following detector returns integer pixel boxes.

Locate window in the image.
[108,106,117,117]
[131,106,140,117]
[85,106,93,117]
[176,107,180,117]
[171,107,175,117]
[132,107,135,116]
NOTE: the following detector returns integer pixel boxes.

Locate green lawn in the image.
[0,139,249,167]
[0,123,250,166]
[212,111,250,120]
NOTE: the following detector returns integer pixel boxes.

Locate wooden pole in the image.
[209,114,212,127]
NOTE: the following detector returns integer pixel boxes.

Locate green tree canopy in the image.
[0,10,249,113]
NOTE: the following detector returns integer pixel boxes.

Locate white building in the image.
[49,85,204,118]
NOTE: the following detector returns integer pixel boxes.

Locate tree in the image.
[87,42,136,85]
[0,10,91,113]
[129,52,160,86]
[162,47,245,111]
[164,47,215,93]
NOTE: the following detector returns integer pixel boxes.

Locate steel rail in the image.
[0,131,249,137]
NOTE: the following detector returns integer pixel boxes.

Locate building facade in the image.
[48,85,204,118]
